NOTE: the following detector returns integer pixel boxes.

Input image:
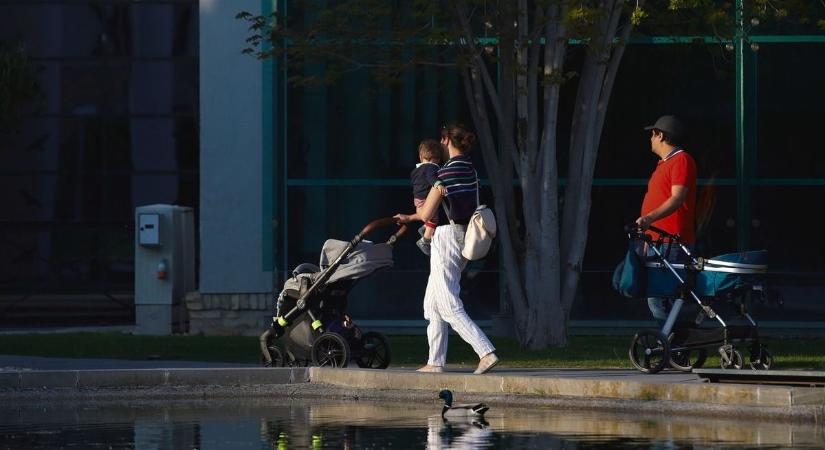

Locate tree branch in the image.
[539,2,565,211]
[525,4,542,176]
[454,1,505,127]
[461,65,528,313]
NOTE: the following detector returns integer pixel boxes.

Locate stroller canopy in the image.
[320,239,394,284]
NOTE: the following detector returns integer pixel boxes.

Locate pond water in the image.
[0,397,822,449]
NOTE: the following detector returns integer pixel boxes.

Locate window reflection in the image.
[601,44,736,179]
[756,44,825,178]
[0,3,197,59]
[286,65,473,179]
[0,1,198,305]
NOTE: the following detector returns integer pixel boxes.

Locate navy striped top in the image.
[434,154,478,224]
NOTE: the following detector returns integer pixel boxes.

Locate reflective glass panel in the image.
[755,43,825,178]
[0,2,198,59]
[600,44,736,179]
[286,65,476,179]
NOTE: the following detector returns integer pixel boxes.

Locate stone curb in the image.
[307,368,825,408]
[2,367,823,411]
[0,367,308,389]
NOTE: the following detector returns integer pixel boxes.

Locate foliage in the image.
[237,0,464,87]
[0,42,41,138]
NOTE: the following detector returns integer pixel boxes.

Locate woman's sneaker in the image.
[473,353,499,374]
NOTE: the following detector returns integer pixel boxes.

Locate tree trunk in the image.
[560,0,635,322]
[454,0,635,349]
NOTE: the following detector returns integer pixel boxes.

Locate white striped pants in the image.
[424,224,495,367]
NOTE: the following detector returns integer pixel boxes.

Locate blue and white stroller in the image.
[623,224,774,374]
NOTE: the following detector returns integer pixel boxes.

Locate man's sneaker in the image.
[416,237,431,256]
[473,353,499,374]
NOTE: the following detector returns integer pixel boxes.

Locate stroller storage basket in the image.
[645,250,767,299]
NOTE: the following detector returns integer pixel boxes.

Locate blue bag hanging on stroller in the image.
[612,241,647,299]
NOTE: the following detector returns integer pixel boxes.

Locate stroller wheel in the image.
[669,348,708,372]
[261,345,285,367]
[283,350,300,367]
[355,331,391,369]
[629,330,670,374]
[749,347,774,370]
[719,345,743,370]
[311,332,351,368]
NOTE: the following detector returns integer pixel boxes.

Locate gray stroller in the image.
[259,218,407,368]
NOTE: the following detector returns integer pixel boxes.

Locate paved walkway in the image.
[0,354,698,382]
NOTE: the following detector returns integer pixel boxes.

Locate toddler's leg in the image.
[414,204,434,255]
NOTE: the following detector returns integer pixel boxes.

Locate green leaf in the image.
[631,6,648,26]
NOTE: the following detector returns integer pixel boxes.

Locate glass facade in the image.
[2,1,823,325]
[274,3,825,321]
[755,43,825,179]
[0,1,198,325]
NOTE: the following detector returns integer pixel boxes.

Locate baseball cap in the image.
[644,115,686,141]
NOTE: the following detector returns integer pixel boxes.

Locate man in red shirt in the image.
[637,115,697,323]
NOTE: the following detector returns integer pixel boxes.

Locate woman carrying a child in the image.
[394,123,499,375]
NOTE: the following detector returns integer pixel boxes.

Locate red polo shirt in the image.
[641,150,697,244]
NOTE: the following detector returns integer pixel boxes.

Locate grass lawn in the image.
[0,332,823,370]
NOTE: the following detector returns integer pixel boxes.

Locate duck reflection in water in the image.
[426,415,493,449]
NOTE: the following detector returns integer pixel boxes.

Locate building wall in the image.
[199,0,272,293]
[0,0,199,327]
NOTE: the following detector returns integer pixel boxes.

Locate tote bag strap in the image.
[474,169,480,208]
[440,189,455,226]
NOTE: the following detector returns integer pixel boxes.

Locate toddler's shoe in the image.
[416,237,431,256]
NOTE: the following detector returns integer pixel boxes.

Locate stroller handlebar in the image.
[358,217,408,242]
[625,223,681,242]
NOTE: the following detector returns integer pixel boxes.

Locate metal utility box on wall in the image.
[134,204,195,335]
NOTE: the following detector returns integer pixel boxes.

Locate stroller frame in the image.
[626,224,774,374]
[259,218,407,368]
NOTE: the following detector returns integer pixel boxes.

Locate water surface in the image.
[1,397,822,449]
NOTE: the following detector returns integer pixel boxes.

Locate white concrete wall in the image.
[199,0,271,293]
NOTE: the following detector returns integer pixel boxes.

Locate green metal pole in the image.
[734,0,751,251]
[745,41,758,246]
[282,0,290,282]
